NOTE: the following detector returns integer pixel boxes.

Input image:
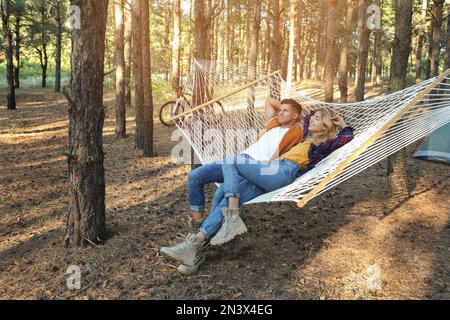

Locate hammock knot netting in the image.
[171,59,450,207]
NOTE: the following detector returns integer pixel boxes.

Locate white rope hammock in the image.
[173,59,450,207]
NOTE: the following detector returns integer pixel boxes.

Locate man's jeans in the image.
[199,179,265,240]
[188,156,250,212]
[222,155,300,198]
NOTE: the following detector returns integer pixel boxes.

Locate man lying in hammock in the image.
[185,97,304,230]
[161,106,354,275]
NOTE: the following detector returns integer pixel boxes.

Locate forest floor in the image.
[0,84,449,300]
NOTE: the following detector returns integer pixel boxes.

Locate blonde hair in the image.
[305,108,339,145]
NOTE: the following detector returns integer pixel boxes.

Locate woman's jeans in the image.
[222,155,300,198]
[188,155,266,239]
[198,156,300,240]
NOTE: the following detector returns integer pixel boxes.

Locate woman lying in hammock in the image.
[160,107,354,275]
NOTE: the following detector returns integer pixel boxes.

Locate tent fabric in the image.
[413,122,450,165]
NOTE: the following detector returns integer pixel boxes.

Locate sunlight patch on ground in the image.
[290,187,448,299]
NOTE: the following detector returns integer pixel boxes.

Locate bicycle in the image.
[159,87,226,127]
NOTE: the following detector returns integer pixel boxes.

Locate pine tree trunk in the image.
[248,0,262,109]
[415,0,428,82]
[164,4,171,82]
[281,8,289,79]
[188,0,193,74]
[271,0,282,72]
[237,4,243,69]
[40,42,48,88]
[264,0,271,71]
[355,0,370,102]
[115,0,126,138]
[65,0,109,247]
[300,29,308,80]
[244,0,251,66]
[192,0,208,169]
[444,14,450,69]
[426,27,433,79]
[172,0,181,98]
[55,0,62,92]
[430,0,444,77]
[315,33,322,80]
[194,0,207,106]
[296,0,304,81]
[40,4,48,89]
[286,0,296,86]
[248,0,262,74]
[315,0,327,81]
[1,0,16,110]
[141,0,153,157]
[14,12,21,89]
[228,0,235,67]
[373,29,382,85]
[124,0,132,110]
[220,1,226,80]
[371,0,382,86]
[132,0,144,149]
[338,0,354,103]
[387,0,413,211]
[205,0,213,61]
[324,0,337,102]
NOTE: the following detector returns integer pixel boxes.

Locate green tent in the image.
[413,122,450,165]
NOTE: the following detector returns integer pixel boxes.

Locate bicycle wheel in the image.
[159,101,184,127]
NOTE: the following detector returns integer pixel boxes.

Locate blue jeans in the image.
[222,155,300,197]
[199,179,265,240]
[188,156,243,212]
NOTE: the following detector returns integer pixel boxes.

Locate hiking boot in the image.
[187,216,206,232]
[177,253,206,276]
[210,208,247,246]
[160,234,202,265]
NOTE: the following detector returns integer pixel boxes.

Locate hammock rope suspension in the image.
[173,59,450,207]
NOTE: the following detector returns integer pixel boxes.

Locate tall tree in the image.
[26,0,54,88]
[164,3,171,82]
[65,0,109,247]
[324,0,337,102]
[140,0,153,157]
[271,0,282,72]
[132,0,144,149]
[1,0,16,110]
[387,0,413,209]
[295,0,304,81]
[194,0,207,106]
[124,0,132,110]
[338,0,354,102]
[248,0,262,74]
[248,0,262,110]
[415,0,428,82]
[371,0,382,86]
[264,0,271,71]
[11,0,25,89]
[430,0,445,77]
[426,27,434,79]
[315,0,327,81]
[355,0,370,101]
[172,0,181,98]
[115,0,126,138]
[286,0,296,86]
[444,14,450,70]
[54,0,63,92]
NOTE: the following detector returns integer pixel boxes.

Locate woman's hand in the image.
[332,115,347,129]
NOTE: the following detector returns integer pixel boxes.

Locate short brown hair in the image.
[281,99,302,115]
